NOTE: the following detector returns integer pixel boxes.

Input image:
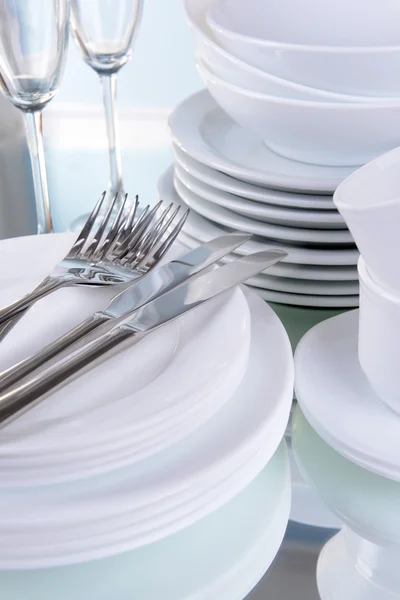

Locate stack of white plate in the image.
[0,233,293,576]
[0,443,290,599]
[162,92,359,308]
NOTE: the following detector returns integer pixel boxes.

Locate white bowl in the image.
[187,0,398,103]
[206,0,400,96]
[196,59,400,168]
[199,52,392,104]
[334,146,400,293]
[358,257,400,416]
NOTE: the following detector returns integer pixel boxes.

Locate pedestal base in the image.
[318,527,400,599]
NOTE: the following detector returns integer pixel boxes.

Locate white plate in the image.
[202,243,359,295]
[295,310,400,481]
[159,167,359,266]
[0,444,290,584]
[178,230,358,281]
[0,235,249,466]
[248,285,359,308]
[173,144,336,210]
[246,273,358,297]
[169,91,356,193]
[0,291,294,563]
[179,239,357,295]
[174,175,353,246]
[0,437,271,566]
[174,164,346,229]
[0,345,249,485]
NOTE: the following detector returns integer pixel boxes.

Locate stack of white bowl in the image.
[292,146,400,599]
[165,0,400,308]
[0,232,293,598]
[197,0,400,166]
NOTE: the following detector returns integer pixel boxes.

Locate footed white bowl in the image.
[293,406,400,600]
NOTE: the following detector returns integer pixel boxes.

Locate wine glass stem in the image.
[101,73,124,197]
[23,111,53,234]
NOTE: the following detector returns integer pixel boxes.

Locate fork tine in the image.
[116,201,163,261]
[135,208,189,271]
[122,194,139,236]
[67,192,107,258]
[97,193,129,259]
[113,204,151,260]
[128,204,180,269]
[84,193,121,258]
[133,204,178,263]
[132,203,174,256]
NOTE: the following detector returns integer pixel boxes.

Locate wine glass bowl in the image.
[70,0,143,73]
[69,0,144,233]
[0,0,69,111]
[0,0,70,234]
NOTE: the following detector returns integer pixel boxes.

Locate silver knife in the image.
[0,249,287,429]
[0,234,251,393]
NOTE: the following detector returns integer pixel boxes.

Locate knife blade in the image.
[0,233,252,394]
[0,249,287,429]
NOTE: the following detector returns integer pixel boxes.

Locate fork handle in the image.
[0,312,109,394]
[0,276,66,329]
[0,325,138,429]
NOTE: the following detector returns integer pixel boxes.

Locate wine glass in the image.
[0,0,70,234]
[70,0,144,229]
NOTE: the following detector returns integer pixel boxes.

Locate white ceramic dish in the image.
[0,236,250,475]
[159,167,358,265]
[169,91,355,193]
[0,347,249,485]
[188,0,400,103]
[247,272,358,297]
[334,146,400,293]
[199,51,394,104]
[0,437,271,566]
[358,258,400,416]
[178,229,358,282]
[0,292,294,565]
[0,445,290,589]
[174,172,354,246]
[293,406,400,600]
[197,60,400,168]
[248,285,359,309]
[173,145,335,210]
[205,0,400,96]
[295,309,400,481]
[165,243,357,296]
[175,165,346,229]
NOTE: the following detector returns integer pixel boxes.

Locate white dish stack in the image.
[0,233,294,599]
[293,148,400,599]
[166,0,400,308]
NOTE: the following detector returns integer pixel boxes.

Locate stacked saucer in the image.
[167,91,360,308]
[0,233,293,575]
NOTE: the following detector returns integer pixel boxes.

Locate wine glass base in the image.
[317,528,400,600]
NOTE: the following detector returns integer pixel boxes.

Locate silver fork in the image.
[0,192,188,336]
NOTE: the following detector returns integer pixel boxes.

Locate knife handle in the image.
[0,325,140,430]
[0,312,110,394]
